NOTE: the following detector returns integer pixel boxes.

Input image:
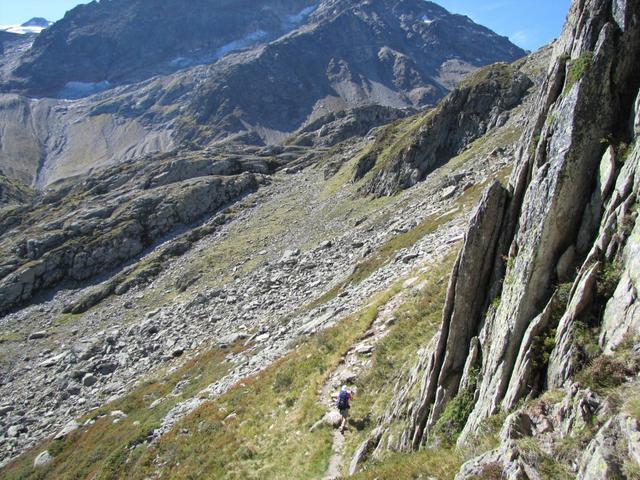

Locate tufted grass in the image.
[348,447,465,480]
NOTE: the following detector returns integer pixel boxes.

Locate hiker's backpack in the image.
[336,390,350,409]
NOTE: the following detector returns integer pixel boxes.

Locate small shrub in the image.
[625,396,640,424]
[502,255,515,271]
[272,370,294,392]
[531,328,557,370]
[618,142,634,164]
[572,321,602,363]
[475,462,505,480]
[623,460,640,479]
[433,390,476,443]
[600,136,610,145]
[490,296,501,311]
[576,354,630,392]
[620,211,636,237]
[597,259,622,300]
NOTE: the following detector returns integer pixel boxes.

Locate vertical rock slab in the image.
[407,181,509,447]
[599,145,640,352]
[461,0,640,440]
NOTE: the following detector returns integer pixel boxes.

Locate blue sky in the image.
[437,0,572,51]
[0,0,571,51]
[0,1,91,25]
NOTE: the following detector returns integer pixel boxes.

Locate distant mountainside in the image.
[3,0,524,99]
[175,0,526,144]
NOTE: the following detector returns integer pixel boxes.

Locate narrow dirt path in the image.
[319,293,405,480]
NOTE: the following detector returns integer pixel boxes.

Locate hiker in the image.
[336,385,352,433]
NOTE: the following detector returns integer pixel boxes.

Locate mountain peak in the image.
[21,18,52,28]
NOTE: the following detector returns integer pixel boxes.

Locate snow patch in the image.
[287,4,317,25]
[58,81,112,99]
[0,25,47,35]
[1,18,52,35]
[215,30,268,59]
[421,15,434,25]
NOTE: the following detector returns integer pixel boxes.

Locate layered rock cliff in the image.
[351,0,640,477]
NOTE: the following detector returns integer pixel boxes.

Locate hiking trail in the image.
[319,293,405,480]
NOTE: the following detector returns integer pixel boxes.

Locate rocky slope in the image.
[350,0,640,477]
[0,34,539,472]
[0,45,539,322]
[352,61,534,196]
[3,0,640,479]
[0,116,519,472]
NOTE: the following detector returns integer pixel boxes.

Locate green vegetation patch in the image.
[350,111,434,182]
[349,446,465,480]
[432,389,476,443]
[576,335,639,394]
[350,411,509,480]
[597,258,623,300]
[459,62,517,90]
[564,52,594,94]
[516,437,573,480]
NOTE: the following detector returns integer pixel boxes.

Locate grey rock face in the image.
[456,383,640,479]
[599,142,640,353]
[33,450,53,468]
[404,181,509,448]
[460,0,640,438]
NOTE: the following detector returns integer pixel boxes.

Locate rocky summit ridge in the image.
[0,0,639,479]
